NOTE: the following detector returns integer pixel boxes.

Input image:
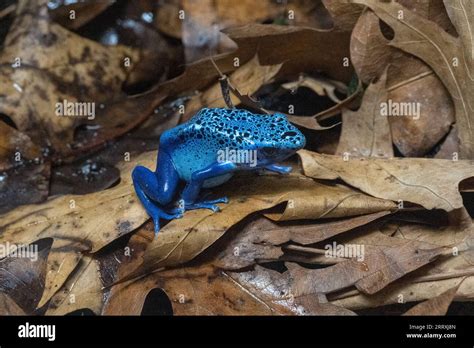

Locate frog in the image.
[132,107,306,234]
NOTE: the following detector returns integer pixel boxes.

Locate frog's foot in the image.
[171,196,229,214]
[265,164,293,175]
[149,207,183,234]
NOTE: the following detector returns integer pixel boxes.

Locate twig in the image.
[210,55,234,109]
[0,4,16,20]
[209,53,270,114]
[284,244,327,255]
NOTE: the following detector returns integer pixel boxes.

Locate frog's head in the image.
[253,112,306,167]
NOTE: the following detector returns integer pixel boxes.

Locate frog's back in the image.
[162,108,256,184]
[161,108,302,185]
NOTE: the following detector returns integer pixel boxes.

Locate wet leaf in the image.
[0,121,51,213]
[0,240,50,314]
[0,151,154,307]
[0,292,26,315]
[49,0,114,29]
[0,0,139,156]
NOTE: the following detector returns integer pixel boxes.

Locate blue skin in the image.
[132,108,306,234]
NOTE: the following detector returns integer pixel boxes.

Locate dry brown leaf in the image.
[46,256,102,315]
[181,0,222,62]
[104,217,357,315]
[331,275,474,310]
[183,55,282,121]
[0,149,395,307]
[282,75,347,103]
[154,23,353,114]
[350,10,392,83]
[403,282,461,315]
[222,24,352,83]
[161,0,282,61]
[299,149,474,212]
[300,79,364,127]
[154,0,183,39]
[103,225,294,315]
[106,260,355,315]
[228,265,356,315]
[289,238,445,296]
[350,2,455,157]
[385,0,457,157]
[354,0,474,159]
[435,127,460,159]
[122,172,396,281]
[105,263,296,315]
[212,211,391,270]
[44,225,156,315]
[330,222,474,310]
[322,0,364,31]
[336,69,393,158]
[388,69,454,157]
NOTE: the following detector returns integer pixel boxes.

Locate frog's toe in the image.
[168,205,185,216]
[152,219,161,234]
[202,203,221,212]
[159,210,183,220]
[205,196,229,204]
[149,208,183,235]
[186,202,222,212]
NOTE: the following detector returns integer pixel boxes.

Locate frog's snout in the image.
[281,126,306,151]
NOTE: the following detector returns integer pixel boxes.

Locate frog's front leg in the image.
[265,164,293,174]
[176,161,237,213]
[132,150,182,234]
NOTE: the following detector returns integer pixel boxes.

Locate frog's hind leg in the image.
[176,161,236,213]
[132,151,182,234]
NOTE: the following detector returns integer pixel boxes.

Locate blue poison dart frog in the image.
[132,108,306,234]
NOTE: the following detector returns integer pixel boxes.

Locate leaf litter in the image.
[0,0,473,316]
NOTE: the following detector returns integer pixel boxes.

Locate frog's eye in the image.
[282,131,297,139]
